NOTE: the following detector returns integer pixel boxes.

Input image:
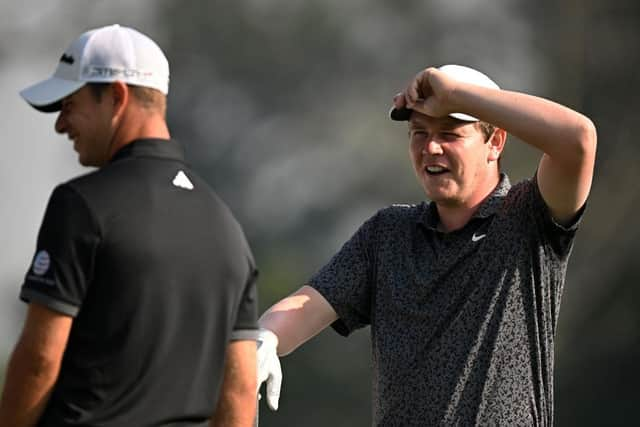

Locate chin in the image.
[423,182,450,200]
[77,155,98,167]
[426,193,453,204]
[423,186,463,205]
[77,156,90,167]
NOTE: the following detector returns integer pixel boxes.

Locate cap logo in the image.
[60,54,75,65]
[84,65,154,80]
[32,250,51,276]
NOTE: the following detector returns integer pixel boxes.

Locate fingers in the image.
[256,328,282,411]
[408,99,427,115]
[391,67,452,119]
[409,67,439,104]
[393,68,431,113]
[256,347,269,388]
[406,70,423,106]
[265,361,282,411]
[393,92,406,109]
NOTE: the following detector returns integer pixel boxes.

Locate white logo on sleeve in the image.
[32,250,51,275]
[172,170,194,190]
[471,233,487,242]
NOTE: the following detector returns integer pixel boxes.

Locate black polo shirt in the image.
[310,174,583,426]
[21,139,258,427]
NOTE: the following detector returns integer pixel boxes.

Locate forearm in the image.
[211,340,257,427]
[0,343,58,427]
[450,84,597,162]
[259,285,337,356]
[210,389,255,427]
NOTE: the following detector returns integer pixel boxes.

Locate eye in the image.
[61,100,73,113]
[441,132,460,141]
[410,130,427,139]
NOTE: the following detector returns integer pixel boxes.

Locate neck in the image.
[436,172,500,232]
[108,110,170,160]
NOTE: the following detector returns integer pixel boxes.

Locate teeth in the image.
[426,166,446,173]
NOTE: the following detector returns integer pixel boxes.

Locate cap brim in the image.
[449,112,478,122]
[20,77,85,112]
[389,106,479,122]
[389,106,412,121]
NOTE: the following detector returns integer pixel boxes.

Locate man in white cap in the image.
[0,25,258,427]
[256,64,597,425]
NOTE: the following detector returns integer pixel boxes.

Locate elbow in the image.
[16,347,60,383]
[7,341,61,389]
[574,115,598,161]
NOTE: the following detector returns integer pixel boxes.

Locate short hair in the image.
[477,121,495,142]
[87,82,166,117]
[476,121,504,168]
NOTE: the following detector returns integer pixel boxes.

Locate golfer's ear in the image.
[109,81,129,118]
[488,128,507,162]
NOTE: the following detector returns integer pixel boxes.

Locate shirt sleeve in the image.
[529,174,585,259]
[20,184,100,317]
[309,212,380,337]
[230,254,259,341]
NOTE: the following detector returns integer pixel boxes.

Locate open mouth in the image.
[425,165,450,176]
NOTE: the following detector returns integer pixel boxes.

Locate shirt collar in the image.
[110,138,185,164]
[418,173,511,231]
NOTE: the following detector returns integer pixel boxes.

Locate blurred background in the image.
[1,0,638,425]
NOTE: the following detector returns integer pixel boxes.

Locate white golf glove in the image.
[257,328,282,411]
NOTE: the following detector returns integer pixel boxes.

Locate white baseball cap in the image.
[20,24,170,112]
[389,64,499,122]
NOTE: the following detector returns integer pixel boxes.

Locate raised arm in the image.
[211,340,257,427]
[401,67,597,224]
[0,303,72,427]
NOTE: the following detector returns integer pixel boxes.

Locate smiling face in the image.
[54,85,115,167]
[408,112,503,208]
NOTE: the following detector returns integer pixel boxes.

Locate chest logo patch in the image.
[172,170,194,190]
[32,250,51,276]
[472,233,487,242]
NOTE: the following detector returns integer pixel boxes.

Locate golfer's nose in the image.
[55,111,67,134]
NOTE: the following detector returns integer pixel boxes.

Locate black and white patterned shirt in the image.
[310,174,583,426]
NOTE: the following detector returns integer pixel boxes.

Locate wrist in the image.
[257,328,279,348]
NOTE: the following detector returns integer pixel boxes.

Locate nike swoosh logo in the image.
[472,233,487,242]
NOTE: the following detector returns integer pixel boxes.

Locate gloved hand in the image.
[257,328,282,411]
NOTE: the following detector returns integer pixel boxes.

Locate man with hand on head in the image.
[257,64,596,425]
[0,24,258,427]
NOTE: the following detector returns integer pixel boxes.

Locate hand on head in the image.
[390,64,500,122]
[392,67,459,119]
[404,67,458,118]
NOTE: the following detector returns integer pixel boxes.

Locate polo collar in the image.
[110,138,185,163]
[418,173,511,231]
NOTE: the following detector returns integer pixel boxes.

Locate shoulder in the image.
[507,177,536,196]
[502,176,542,212]
[48,177,95,212]
[365,202,425,234]
[377,203,424,222]
[64,166,119,200]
